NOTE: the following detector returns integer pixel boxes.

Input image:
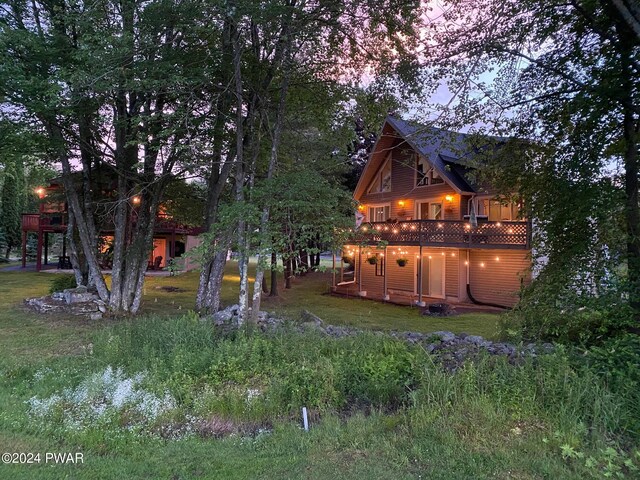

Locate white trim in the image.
[418,252,446,299]
[415,200,444,220]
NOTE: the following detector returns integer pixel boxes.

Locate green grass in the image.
[140,262,501,338]
[0,265,637,479]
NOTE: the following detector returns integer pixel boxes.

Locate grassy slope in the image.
[0,266,602,479]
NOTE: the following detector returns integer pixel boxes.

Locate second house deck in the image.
[353,219,530,250]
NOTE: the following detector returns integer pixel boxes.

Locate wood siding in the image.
[386,245,418,293]
[468,249,531,307]
[360,247,385,295]
[359,143,461,221]
[445,249,459,300]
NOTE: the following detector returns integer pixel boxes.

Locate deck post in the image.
[383,245,389,301]
[44,232,49,265]
[331,252,336,289]
[417,245,425,306]
[357,245,365,296]
[36,228,43,271]
[21,231,27,268]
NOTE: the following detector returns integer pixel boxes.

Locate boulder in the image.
[430,331,456,343]
[63,287,98,304]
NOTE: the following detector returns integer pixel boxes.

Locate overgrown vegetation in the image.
[1,313,637,479]
[0,269,638,478]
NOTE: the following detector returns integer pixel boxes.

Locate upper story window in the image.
[368,204,391,222]
[367,155,392,193]
[416,155,444,186]
[477,199,522,221]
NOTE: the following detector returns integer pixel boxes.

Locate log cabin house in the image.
[21,175,203,272]
[333,115,531,308]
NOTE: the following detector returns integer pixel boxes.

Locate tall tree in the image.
[1,0,226,313]
[0,159,23,259]
[420,0,640,322]
[194,0,423,320]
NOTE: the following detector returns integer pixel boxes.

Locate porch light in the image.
[358,204,366,211]
[445,195,454,202]
[398,200,406,207]
[35,187,45,198]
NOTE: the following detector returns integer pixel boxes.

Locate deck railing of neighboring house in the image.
[23,212,204,236]
[21,213,68,232]
[153,214,204,235]
[353,219,531,249]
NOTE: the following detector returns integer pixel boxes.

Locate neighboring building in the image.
[21,176,203,272]
[334,115,531,308]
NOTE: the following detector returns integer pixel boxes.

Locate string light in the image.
[480,262,485,267]
[495,256,500,261]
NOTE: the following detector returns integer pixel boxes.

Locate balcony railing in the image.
[353,219,530,250]
[22,212,204,236]
[22,213,68,232]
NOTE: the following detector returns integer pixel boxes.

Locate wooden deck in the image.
[352,219,530,250]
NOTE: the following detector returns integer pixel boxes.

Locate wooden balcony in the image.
[353,219,531,250]
[22,212,204,236]
[22,213,68,232]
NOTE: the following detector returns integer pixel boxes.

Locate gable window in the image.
[367,155,392,193]
[368,204,391,222]
[416,155,444,186]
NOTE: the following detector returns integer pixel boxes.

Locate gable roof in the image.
[354,115,497,199]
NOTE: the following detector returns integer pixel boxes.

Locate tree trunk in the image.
[269,251,279,296]
[196,17,235,314]
[284,256,292,289]
[250,61,290,322]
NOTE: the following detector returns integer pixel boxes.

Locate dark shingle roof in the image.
[385,115,498,194]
